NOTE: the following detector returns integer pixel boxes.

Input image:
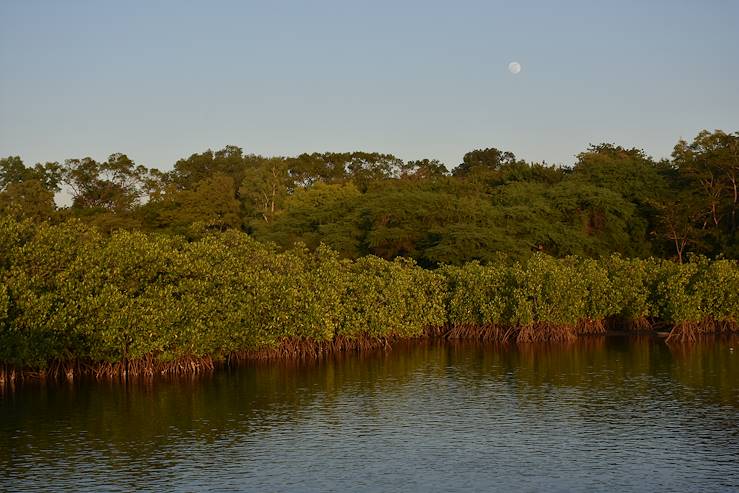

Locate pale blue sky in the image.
[1,0,737,171]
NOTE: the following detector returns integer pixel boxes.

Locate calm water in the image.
[1,337,738,492]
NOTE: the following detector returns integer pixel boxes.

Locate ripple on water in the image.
[1,337,738,492]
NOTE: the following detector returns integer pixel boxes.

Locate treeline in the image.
[1,130,737,264]
[1,219,737,378]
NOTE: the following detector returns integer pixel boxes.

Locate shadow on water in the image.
[1,336,738,492]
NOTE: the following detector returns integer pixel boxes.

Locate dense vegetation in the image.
[1,218,737,380]
[1,130,737,264]
[1,129,737,379]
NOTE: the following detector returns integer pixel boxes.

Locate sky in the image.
[1,0,738,172]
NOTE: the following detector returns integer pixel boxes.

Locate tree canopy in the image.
[2,130,737,264]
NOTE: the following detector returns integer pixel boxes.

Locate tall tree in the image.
[156,174,242,232]
[0,156,62,193]
[252,182,363,257]
[240,158,291,223]
[0,180,56,222]
[61,153,150,212]
[452,147,517,177]
[672,130,739,255]
[572,144,665,204]
[400,159,449,180]
[0,156,61,222]
[169,145,250,195]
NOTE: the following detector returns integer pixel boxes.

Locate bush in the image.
[0,218,736,372]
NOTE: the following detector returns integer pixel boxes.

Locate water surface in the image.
[1,337,738,492]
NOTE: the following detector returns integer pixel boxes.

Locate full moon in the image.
[508,61,522,74]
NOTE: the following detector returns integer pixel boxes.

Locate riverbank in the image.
[1,219,738,382]
[1,329,737,385]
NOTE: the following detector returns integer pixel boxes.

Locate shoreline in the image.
[2,325,737,385]
[2,220,738,385]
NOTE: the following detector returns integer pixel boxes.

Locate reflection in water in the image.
[1,337,738,492]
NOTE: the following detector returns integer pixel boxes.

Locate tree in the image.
[401,159,448,180]
[656,196,707,263]
[240,158,291,223]
[286,151,404,191]
[344,152,404,191]
[489,161,566,186]
[3,130,737,261]
[0,156,29,189]
[542,180,648,257]
[452,147,517,177]
[0,180,55,222]
[169,145,250,195]
[61,153,150,212]
[672,130,739,255]
[1,156,62,193]
[0,156,61,223]
[571,143,668,255]
[572,144,666,204]
[287,153,349,187]
[252,182,363,257]
[157,174,241,232]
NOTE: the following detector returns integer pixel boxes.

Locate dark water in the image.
[1,337,738,492]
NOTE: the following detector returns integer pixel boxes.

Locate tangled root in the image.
[576,319,606,335]
[515,323,577,343]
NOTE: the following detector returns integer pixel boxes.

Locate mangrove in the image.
[0,218,737,382]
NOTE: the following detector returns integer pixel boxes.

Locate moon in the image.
[508,61,522,74]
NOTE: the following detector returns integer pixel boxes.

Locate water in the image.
[1,337,738,492]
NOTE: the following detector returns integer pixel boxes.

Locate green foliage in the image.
[401,159,449,180]
[150,174,242,233]
[574,258,620,321]
[697,259,739,324]
[572,144,667,206]
[1,131,739,369]
[0,218,736,370]
[510,254,587,327]
[652,259,703,324]
[61,153,151,212]
[3,129,737,263]
[452,147,517,177]
[0,156,61,192]
[0,179,56,223]
[255,175,653,265]
[339,256,445,338]
[251,182,363,258]
[670,130,739,257]
[170,145,249,193]
[602,255,655,321]
[651,255,739,328]
[240,158,291,223]
[442,262,514,327]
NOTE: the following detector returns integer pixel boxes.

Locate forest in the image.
[1,129,737,265]
[1,217,737,379]
[0,130,737,378]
